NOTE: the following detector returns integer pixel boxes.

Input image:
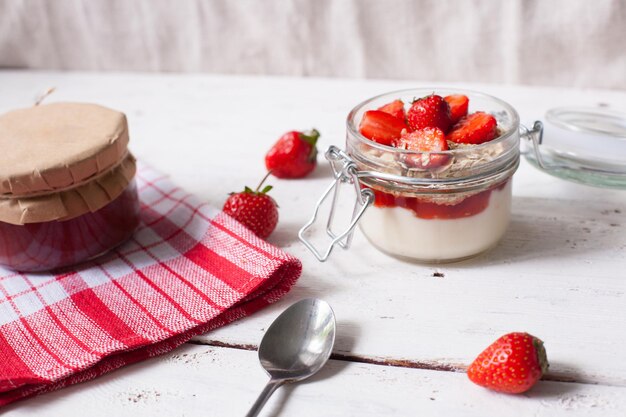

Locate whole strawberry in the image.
[265,129,320,179]
[223,173,278,239]
[467,332,549,394]
[406,94,452,133]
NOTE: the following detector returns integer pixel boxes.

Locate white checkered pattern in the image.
[0,163,301,406]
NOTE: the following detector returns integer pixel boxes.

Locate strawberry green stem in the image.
[533,338,549,375]
[300,129,320,147]
[255,171,273,193]
[301,129,320,162]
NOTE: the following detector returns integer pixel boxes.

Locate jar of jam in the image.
[299,89,542,263]
[0,102,140,271]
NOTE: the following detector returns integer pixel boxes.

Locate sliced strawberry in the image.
[395,127,449,169]
[359,110,407,146]
[447,112,498,144]
[378,99,406,120]
[444,94,469,124]
[406,95,452,133]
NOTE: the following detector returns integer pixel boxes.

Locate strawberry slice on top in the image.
[406,94,452,133]
[378,99,406,120]
[395,127,449,169]
[447,111,498,145]
[359,110,408,146]
[444,94,469,124]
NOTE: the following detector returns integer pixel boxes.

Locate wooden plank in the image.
[3,344,626,416]
[196,160,626,386]
[1,71,625,387]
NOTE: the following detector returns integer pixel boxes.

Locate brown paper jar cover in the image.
[0,102,135,225]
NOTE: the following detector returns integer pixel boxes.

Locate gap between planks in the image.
[184,339,588,386]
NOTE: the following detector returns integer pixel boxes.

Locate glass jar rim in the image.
[346,87,521,156]
[545,106,626,138]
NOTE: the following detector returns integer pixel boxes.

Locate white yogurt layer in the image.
[359,181,512,262]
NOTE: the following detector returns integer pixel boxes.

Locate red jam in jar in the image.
[368,180,509,220]
[0,180,139,271]
[0,102,139,271]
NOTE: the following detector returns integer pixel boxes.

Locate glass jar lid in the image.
[523,106,626,188]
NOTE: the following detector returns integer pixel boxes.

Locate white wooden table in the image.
[1,71,626,416]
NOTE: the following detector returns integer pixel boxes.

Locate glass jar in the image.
[0,102,140,272]
[300,88,526,263]
[0,179,139,271]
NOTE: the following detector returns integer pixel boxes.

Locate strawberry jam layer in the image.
[369,180,509,220]
[0,181,140,272]
[359,180,512,262]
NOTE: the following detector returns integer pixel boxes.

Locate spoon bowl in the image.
[245,298,336,417]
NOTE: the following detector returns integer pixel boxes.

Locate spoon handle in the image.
[245,379,284,417]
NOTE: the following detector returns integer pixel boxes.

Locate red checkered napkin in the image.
[0,164,302,406]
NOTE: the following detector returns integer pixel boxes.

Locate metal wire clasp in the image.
[520,121,546,168]
[298,146,374,262]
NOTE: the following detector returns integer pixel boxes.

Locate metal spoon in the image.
[245,298,336,417]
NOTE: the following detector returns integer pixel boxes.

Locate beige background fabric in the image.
[0,0,624,90]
